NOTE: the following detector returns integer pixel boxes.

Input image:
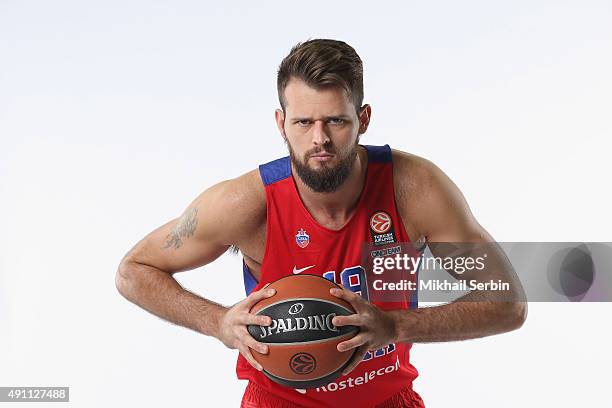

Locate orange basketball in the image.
[248,274,359,388]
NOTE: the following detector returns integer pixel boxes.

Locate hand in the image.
[217,284,276,371]
[330,286,398,376]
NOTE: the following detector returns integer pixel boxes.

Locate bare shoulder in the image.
[391,148,477,240]
[195,168,266,245]
[391,149,434,189]
[391,149,437,240]
[391,149,449,199]
[209,169,265,216]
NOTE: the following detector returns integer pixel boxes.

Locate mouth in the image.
[309,152,334,162]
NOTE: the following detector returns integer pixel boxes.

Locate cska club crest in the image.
[295,228,310,248]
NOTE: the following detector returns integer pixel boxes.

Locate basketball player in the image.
[116,39,527,407]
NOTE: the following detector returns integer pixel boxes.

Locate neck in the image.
[292,145,368,229]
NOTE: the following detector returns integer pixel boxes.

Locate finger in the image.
[242,286,276,309]
[330,287,365,312]
[239,344,264,371]
[240,329,269,355]
[341,343,370,376]
[332,314,362,327]
[330,286,359,301]
[240,313,272,327]
[337,333,367,352]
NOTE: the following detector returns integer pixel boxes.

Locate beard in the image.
[286,140,359,193]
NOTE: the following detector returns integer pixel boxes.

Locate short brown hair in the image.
[277,38,364,115]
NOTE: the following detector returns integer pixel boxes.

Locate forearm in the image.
[390,294,527,343]
[115,260,227,338]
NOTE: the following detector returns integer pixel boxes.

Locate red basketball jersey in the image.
[236,144,420,407]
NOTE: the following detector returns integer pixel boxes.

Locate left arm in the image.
[331,150,527,375]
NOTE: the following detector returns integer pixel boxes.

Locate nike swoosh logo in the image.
[293,265,315,274]
[294,388,306,394]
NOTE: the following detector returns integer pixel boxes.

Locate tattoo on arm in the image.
[164,207,199,249]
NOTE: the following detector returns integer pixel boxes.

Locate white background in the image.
[1,0,611,406]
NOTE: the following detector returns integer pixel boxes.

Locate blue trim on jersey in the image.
[410,246,426,309]
[411,266,419,309]
[242,261,258,296]
[258,145,391,187]
[364,144,392,163]
[258,156,291,186]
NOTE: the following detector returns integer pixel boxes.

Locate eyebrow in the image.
[289,115,351,121]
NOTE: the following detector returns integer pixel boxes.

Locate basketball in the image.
[247,274,359,389]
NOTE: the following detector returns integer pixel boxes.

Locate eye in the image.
[296,120,310,126]
[328,118,345,125]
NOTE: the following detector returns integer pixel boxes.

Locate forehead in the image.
[283,77,352,115]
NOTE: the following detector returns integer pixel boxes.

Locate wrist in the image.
[198,303,228,338]
[388,309,414,344]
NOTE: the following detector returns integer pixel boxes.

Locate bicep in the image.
[416,160,491,244]
[412,161,516,284]
[396,154,523,300]
[122,172,265,274]
[123,183,236,274]
[125,216,229,274]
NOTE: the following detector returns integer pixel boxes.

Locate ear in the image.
[357,104,372,134]
[275,108,287,140]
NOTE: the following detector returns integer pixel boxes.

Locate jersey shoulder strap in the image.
[258,156,290,186]
[363,144,392,163]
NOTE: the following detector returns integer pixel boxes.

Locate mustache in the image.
[306,147,335,157]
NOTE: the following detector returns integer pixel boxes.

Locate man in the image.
[116,39,527,407]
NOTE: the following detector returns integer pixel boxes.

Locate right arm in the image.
[115,170,273,370]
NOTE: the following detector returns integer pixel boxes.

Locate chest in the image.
[240,210,420,283]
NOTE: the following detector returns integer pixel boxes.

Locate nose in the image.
[311,120,330,146]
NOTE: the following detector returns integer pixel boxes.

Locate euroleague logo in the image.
[369,211,396,247]
[290,352,316,375]
[370,211,392,234]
